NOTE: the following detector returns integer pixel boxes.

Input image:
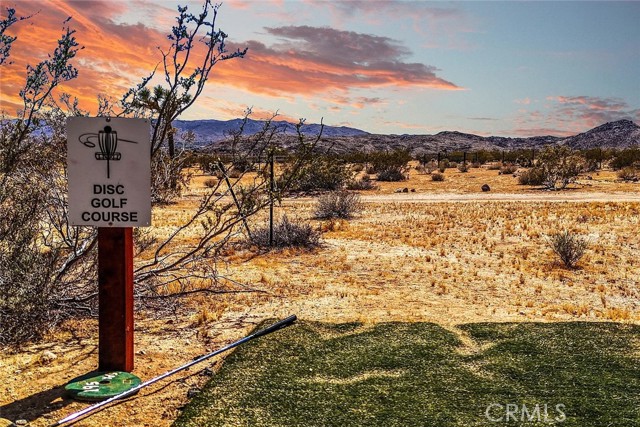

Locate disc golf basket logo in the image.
[79,125,138,178]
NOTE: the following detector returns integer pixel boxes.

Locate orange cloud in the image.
[2,4,460,119]
[1,1,167,115]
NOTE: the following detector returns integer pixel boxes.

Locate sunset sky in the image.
[1,1,639,137]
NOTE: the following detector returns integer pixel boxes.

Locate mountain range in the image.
[173,119,640,154]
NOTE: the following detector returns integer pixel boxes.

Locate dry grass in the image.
[370,163,639,194]
[142,168,640,326]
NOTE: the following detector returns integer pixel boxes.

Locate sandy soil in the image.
[1,167,638,427]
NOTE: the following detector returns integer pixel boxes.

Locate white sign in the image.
[67,117,151,227]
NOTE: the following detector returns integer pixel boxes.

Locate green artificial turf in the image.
[173,321,640,427]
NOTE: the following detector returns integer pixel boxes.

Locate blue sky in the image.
[3,1,639,136]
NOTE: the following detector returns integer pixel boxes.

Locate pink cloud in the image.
[508,95,638,137]
[548,95,638,129]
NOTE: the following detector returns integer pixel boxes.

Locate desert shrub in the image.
[431,172,445,181]
[364,149,411,181]
[549,230,588,268]
[352,163,364,173]
[376,166,406,182]
[617,167,638,182]
[283,156,349,192]
[487,162,502,170]
[531,146,584,190]
[345,175,377,190]
[369,149,411,174]
[251,215,321,248]
[499,164,518,175]
[204,178,218,188]
[458,162,469,173]
[518,167,546,186]
[610,147,640,170]
[314,191,362,219]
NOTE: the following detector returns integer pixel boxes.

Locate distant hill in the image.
[172,118,369,147]
[561,119,640,150]
[172,119,639,154]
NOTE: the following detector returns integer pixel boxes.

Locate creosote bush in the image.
[251,215,321,249]
[499,164,518,175]
[345,175,377,190]
[535,146,584,190]
[314,191,362,219]
[376,166,406,182]
[431,172,445,181]
[518,167,545,186]
[617,167,638,182]
[283,156,349,192]
[368,149,410,182]
[549,230,588,268]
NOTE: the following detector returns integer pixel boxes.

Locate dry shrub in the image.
[376,167,406,182]
[519,168,545,186]
[251,215,321,249]
[283,157,349,192]
[314,191,362,219]
[549,230,588,268]
[345,176,378,190]
[431,172,445,182]
[499,164,518,175]
[617,167,638,182]
[204,178,218,188]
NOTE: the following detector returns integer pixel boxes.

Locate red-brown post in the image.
[98,227,134,372]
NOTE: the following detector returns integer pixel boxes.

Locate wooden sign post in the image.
[67,117,151,372]
[98,227,134,371]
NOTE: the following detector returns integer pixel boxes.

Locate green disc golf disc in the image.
[65,371,141,401]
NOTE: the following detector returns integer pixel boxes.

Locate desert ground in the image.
[1,166,639,426]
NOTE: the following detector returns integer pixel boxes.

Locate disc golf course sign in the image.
[67,117,151,227]
[67,117,151,373]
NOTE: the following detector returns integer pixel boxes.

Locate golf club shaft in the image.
[53,315,297,426]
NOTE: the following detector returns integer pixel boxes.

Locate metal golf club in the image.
[52,315,297,426]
